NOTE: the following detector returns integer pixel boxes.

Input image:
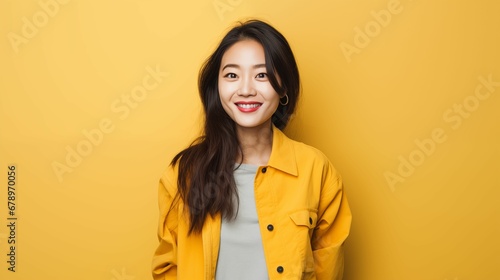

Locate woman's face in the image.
[218,39,280,131]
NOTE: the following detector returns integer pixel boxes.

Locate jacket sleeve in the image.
[152,167,179,279]
[312,162,352,280]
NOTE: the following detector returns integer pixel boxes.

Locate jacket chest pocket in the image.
[289,209,318,231]
[288,209,318,276]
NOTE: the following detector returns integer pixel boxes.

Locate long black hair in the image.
[171,19,300,234]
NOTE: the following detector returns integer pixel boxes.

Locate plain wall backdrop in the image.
[1,0,499,279]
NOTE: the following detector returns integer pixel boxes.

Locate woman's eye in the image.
[224,73,237,79]
[256,73,267,79]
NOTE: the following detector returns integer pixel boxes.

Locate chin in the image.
[234,120,269,129]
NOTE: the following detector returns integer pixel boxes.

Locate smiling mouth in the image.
[235,102,262,112]
[236,103,261,109]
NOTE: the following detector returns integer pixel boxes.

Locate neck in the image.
[236,121,273,166]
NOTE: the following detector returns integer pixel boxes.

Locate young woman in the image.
[152,19,352,280]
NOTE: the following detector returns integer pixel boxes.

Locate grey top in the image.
[215,163,269,280]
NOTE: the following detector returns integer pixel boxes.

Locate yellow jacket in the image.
[152,126,352,279]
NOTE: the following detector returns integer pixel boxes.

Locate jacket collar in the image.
[267,125,298,176]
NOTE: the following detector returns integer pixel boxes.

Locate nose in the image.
[237,75,256,96]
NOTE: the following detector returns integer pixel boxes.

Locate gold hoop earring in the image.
[280,94,289,106]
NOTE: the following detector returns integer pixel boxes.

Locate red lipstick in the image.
[234,102,262,113]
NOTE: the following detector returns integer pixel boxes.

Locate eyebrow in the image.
[221,63,266,71]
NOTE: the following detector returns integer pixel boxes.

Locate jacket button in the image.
[261,167,267,173]
[309,217,313,225]
[267,224,274,231]
[277,266,284,273]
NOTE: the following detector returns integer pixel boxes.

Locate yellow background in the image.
[1,0,499,279]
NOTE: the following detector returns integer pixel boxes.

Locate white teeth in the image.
[237,103,260,108]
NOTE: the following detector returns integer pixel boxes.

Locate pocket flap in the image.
[289,210,318,229]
